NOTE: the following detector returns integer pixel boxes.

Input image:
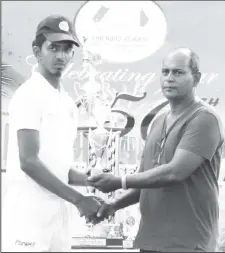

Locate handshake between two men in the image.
[75,172,122,225]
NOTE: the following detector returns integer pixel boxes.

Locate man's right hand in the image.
[76,195,101,219]
[96,201,117,220]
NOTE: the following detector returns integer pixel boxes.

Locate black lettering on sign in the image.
[201,97,219,107]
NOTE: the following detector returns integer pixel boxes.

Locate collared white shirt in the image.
[5,71,78,204]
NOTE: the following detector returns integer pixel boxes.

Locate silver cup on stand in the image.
[77,38,122,239]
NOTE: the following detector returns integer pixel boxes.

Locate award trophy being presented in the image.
[73,38,147,248]
[72,0,165,247]
[81,37,121,181]
[75,38,123,246]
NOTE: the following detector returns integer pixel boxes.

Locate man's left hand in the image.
[87,173,121,193]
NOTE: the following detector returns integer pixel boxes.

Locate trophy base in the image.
[71,222,134,249]
[71,237,134,249]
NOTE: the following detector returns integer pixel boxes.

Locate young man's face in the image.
[38,40,74,77]
[160,53,199,100]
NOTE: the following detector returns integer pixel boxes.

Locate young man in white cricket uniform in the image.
[2,15,101,252]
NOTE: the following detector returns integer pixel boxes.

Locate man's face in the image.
[38,40,74,77]
[160,53,197,100]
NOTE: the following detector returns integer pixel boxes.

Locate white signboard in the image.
[74,1,167,63]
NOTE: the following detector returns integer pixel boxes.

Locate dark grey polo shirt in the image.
[134,101,224,252]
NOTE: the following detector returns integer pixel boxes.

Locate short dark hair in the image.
[32,34,46,49]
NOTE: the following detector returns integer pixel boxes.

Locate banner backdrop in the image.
[1,0,225,249]
[2,0,225,163]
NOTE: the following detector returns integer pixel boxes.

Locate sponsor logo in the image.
[73,1,167,63]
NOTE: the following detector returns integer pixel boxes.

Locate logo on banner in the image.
[74,1,167,63]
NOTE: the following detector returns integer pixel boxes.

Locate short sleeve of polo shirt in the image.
[177,111,221,161]
[9,90,42,131]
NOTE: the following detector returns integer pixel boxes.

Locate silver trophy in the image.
[77,38,120,205]
[77,38,123,242]
[74,37,146,244]
[81,37,119,176]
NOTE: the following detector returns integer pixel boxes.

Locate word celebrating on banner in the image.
[25,55,220,87]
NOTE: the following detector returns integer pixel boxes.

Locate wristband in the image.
[121,175,127,190]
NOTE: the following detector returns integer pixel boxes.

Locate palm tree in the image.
[1,63,26,172]
[1,62,25,101]
[1,63,13,98]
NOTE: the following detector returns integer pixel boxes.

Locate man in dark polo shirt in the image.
[87,47,225,252]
